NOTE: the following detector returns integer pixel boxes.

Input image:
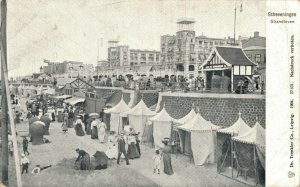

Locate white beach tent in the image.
[148,107,174,148]
[216,112,252,174]
[105,98,131,133]
[231,121,265,184]
[123,99,156,139]
[178,113,220,165]
[173,108,197,125]
[217,113,252,135]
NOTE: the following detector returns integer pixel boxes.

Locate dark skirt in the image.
[95,164,107,170]
[86,123,91,135]
[68,118,74,128]
[75,124,85,136]
[91,126,98,139]
[127,143,140,159]
[162,153,174,175]
[80,154,91,170]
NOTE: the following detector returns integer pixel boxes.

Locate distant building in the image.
[160,18,237,77]
[95,60,109,74]
[242,31,266,82]
[43,60,94,78]
[130,49,160,66]
[107,41,130,67]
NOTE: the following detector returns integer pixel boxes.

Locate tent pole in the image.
[254,144,258,185]
[231,135,233,178]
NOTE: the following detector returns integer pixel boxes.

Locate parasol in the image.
[89,113,99,118]
[32,121,46,126]
[93,151,108,165]
[29,117,40,125]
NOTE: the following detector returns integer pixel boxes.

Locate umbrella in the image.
[32,121,46,126]
[93,151,108,165]
[89,113,99,118]
[29,117,40,125]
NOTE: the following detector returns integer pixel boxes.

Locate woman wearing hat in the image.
[105,131,118,159]
[161,138,174,175]
[126,132,140,159]
[97,119,107,143]
[90,117,99,139]
[74,116,85,136]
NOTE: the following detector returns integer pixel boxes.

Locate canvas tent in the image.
[122,99,156,141]
[64,97,85,106]
[216,113,251,175]
[148,107,174,148]
[178,113,220,165]
[232,122,265,185]
[105,98,131,133]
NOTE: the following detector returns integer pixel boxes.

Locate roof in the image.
[124,99,156,116]
[54,95,72,99]
[104,98,131,114]
[173,108,197,124]
[178,113,220,132]
[217,113,251,135]
[64,97,85,105]
[232,122,265,146]
[243,46,266,51]
[148,107,174,122]
[242,37,266,49]
[215,46,256,66]
[56,78,76,87]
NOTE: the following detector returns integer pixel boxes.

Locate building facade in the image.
[160,18,238,77]
[107,43,130,67]
[242,32,266,82]
[129,49,160,66]
[43,60,94,78]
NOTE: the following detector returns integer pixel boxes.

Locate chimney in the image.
[254,31,259,37]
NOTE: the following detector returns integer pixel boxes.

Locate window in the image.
[246,66,252,75]
[240,66,246,75]
[210,41,213,45]
[247,54,252,60]
[233,66,239,75]
[199,41,203,45]
[189,65,194,71]
[190,44,195,51]
[255,54,261,63]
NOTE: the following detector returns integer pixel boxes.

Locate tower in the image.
[176,18,196,77]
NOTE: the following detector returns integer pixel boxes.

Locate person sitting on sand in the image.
[31,164,52,174]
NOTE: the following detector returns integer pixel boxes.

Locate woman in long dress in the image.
[90,118,99,139]
[61,114,68,133]
[74,116,85,136]
[161,139,174,175]
[126,133,140,159]
[105,131,118,159]
[97,120,107,143]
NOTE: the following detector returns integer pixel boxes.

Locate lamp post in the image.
[233,0,243,45]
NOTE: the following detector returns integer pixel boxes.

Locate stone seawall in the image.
[157,93,265,128]
[137,90,159,108]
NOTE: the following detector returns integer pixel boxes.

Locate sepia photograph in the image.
[3,0,296,186]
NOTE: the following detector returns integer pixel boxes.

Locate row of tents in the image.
[104,98,265,185]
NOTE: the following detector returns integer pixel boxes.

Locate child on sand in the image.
[152,150,161,174]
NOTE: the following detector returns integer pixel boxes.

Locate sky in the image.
[6,0,266,77]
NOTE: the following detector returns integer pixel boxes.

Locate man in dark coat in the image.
[117,132,129,165]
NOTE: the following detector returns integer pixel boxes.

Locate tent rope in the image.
[219,143,230,173]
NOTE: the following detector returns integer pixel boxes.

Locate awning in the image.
[64,97,85,105]
[55,95,72,99]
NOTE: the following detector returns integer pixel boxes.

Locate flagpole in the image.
[1,0,9,184]
[1,1,23,186]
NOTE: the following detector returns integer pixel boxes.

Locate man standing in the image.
[117,131,129,165]
[22,137,30,155]
[21,154,30,174]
